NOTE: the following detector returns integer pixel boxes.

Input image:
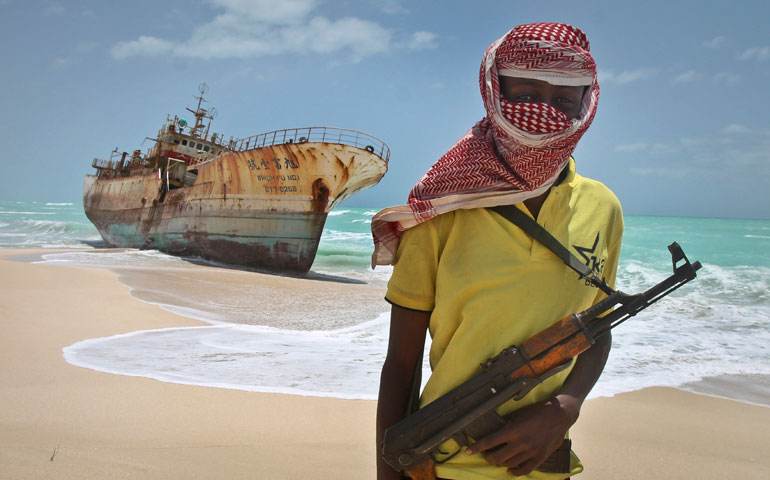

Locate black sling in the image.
[489,204,614,296]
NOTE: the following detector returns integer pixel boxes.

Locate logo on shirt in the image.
[573,232,605,287]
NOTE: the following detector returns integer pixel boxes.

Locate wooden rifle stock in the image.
[383,243,701,480]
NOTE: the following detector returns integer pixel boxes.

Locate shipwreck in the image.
[83,84,389,274]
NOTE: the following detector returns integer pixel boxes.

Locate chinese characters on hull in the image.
[247,156,302,194]
[247,157,300,171]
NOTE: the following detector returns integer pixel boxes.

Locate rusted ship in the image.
[83,84,389,274]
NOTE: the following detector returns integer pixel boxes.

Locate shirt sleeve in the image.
[385,218,443,312]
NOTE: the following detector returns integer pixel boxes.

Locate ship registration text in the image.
[257,174,300,182]
[264,185,298,193]
[248,157,301,194]
[256,173,300,193]
[247,157,299,171]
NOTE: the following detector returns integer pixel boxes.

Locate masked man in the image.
[374,23,623,480]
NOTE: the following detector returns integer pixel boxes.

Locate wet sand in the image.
[1,249,768,479]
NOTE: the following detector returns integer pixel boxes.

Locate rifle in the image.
[382,242,701,480]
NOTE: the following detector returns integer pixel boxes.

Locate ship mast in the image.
[186,83,217,140]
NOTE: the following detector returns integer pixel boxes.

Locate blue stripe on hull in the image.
[92,211,328,274]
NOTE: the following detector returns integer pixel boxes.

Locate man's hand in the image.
[465,394,579,476]
[464,331,611,476]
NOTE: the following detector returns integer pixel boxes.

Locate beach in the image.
[1,249,769,479]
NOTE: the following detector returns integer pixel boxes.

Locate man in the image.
[373,23,623,480]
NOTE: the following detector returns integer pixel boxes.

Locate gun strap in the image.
[405,355,423,416]
[489,205,614,296]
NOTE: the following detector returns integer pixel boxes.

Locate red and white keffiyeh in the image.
[371,23,600,266]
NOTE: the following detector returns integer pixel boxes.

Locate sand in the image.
[1,249,768,479]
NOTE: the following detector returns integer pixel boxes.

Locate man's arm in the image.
[376,304,431,480]
[467,331,612,476]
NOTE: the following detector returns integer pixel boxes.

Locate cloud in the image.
[738,46,770,62]
[614,124,770,180]
[615,143,648,153]
[598,68,658,86]
[403,31,438,50]
[372,0,407,14]
[628,166,691,179]
[208,0,316,25]
[703,36,727,48]
[111,0,432,62]
[672,70,702,84]
[112,36,174,59]
[52,57,75,68]
[721,124,754,135]
[712,72,741,86]
[615,142,680,155]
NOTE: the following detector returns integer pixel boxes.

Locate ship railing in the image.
[92,156,154,172]
[231,127,390,163]
[92,157,116,170]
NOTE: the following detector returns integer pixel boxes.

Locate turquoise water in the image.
[3,200,769,402]
[0,201,101,248]
[623,215,770,268]
[3,200,768,272]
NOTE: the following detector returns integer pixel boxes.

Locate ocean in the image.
[2,200,769,405]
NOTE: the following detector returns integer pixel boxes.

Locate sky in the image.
[1,0,769,219]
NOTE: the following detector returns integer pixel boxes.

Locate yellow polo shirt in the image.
[385,160,623,480]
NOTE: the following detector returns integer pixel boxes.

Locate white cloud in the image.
[372,0,408,14]
[703,36,727,48]
[111,0,429,62]
[615,125,770,180]
[628,166,690,179]
[712,72,741,86]
[52,57,75,68]
[615,143,648,153]
[598,68,658,86]
[672,70,702,84]
[738,46,770,62]
[207,0,316,25]
[722,124,753,135]
[404,31,438,50]
[112,36,174,59]
[614,142,680,155]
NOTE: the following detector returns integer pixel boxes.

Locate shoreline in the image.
[1,249,769,478]
[5,247,769,407]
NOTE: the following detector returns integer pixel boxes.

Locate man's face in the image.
[499,77,586,120]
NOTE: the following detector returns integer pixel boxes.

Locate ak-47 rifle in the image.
[382,242,701,480]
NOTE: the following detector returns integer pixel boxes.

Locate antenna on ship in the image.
[187,82,216,139]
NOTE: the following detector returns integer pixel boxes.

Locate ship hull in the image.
[84,140,386,274]
[84,204,328,273]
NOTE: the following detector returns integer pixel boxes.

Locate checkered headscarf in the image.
[371,23,599,266]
